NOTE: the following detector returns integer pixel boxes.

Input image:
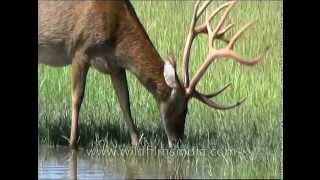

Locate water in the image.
[39,145,213,179]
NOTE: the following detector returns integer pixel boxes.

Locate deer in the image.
[38,0,268,149]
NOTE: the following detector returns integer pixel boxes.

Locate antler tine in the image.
[194,0,202,14]
[208,1,235,49]
[196,0,212,18]
[195,1,235,34]
[217,23,234,39]
[187,39,268,96]
[228,20,256,50]
[193,91,247,110]
[195,83,231,98]
[181,0,202,87]
[187,53,217,95]
[217,46,269,66]
[195,22,234,44]
[219,20,270,66]
[206,13,214,52]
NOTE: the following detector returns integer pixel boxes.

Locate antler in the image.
[181,0,269,110]
[181,0,233,88]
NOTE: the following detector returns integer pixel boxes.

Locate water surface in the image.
[39,145,213,179]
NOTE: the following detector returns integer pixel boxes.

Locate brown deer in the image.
[38,0,268,149]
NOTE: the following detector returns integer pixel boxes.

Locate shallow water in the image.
[38,145,214,179]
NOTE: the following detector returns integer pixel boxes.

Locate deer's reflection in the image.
[68,149,77,180]
[66,148,191,180]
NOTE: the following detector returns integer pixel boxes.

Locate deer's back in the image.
[38,1,123,68]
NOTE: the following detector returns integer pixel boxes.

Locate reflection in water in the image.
[39,146,111,180]
[122,155,186,179]
[68,149,77,180]
[38,145,211,179]
[39,145,276,179]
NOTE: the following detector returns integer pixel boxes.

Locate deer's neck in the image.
[114,2,171,102]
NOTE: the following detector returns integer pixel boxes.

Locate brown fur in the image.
[39,0,171,101]
[39,0,185,148]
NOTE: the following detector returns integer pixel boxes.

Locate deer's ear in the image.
[164,61,177,89]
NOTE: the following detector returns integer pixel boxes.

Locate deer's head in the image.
[159,0,269,148]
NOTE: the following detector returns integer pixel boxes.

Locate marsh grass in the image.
[38,1,281,178]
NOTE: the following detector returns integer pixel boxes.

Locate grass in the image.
[38,1,281,179]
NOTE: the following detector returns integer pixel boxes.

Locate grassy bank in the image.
[38,1,281,178]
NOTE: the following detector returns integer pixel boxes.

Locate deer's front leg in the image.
[70,53,89,149]
[111,68,139,146]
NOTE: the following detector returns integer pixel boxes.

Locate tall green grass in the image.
[38,1,281,178]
